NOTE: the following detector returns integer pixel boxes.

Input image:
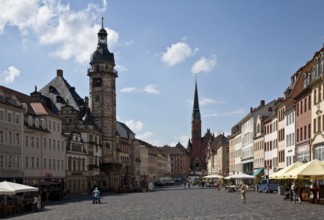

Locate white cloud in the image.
[143,85,160,95]
[125,40,134,46]
[115,65,128,72]
[200,98,216,106]
[191,55,217,74]
[186,97,220,106]
[120,87,138,93]
[0,66,20,84]
[125,119,144,132]
[221,108,246,117]
[161,42,198,66]
[137,132,161,146]
[0,0,118,64]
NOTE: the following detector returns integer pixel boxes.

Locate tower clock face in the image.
[93,77,102,87]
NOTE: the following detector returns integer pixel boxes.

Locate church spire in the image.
[101,16,104,29]
[192,76,201,121]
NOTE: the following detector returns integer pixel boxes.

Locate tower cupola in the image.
[90,17,115,66]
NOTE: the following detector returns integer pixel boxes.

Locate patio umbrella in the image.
[282,159,324,180]
[0,181,38,206]
[203,174,224,179]
[0,181,39,194]
[224,173,256,180]
[0,187,15,195]
[269,161,303,179]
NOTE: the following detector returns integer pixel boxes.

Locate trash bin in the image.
[278,186,284,195]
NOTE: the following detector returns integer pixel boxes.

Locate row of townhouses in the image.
[0,19,193,195]
[227,44,324,178]
[0,83,193,193]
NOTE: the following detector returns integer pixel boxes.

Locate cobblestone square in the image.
[7,185,324,220]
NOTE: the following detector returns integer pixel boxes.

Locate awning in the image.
[253,168,264,176]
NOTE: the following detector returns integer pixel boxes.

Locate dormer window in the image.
[35,118,39,128]
[0,93,4,102]
[28,116,33,126]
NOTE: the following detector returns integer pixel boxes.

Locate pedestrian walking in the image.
[188,181,191,189]
[240,183,247,203]
[291,182,301,204]
[183,181,187,189]
[92,187,101,204]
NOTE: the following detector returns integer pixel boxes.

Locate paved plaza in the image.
[6,185,324,220]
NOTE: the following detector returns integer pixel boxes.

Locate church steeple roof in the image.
[90,17,115,66]
[192,76,201,121]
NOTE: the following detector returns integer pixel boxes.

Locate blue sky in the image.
[1,0,324,147]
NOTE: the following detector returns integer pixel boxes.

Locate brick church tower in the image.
[188,78,209,174]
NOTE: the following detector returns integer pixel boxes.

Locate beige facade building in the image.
[0,86,24,183]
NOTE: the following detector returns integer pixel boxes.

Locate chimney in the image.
[250,107,253,113]
[260,100,265,106]
[57,69,63,77]
[84,96,89,108]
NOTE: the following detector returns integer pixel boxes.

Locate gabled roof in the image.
[39,70,85,112]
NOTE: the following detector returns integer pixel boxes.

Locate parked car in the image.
[257,179,280,193]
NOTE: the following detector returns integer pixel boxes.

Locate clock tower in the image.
[88,17,118,163]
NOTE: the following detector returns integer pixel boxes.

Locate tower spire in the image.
[192,75,200,120]
[101,16,104,29]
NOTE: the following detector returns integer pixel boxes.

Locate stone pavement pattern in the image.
[7,185,324,220]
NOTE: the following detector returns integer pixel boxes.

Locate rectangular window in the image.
[31,157,34,169]
[25,157,28,169]
[7,112,12,123]
[26,136,28,147]
[31,136,34,148]
[0,130,4,143]
[44,158,46,169]
[49,159,51,170]
[15,155,20,169]
[6,155,12,168]
[36,137,39,148]
[15,113,20,124]
[8,131,12,144]
[15,132,20,145]
[0,154,4,168]
[319,116,322,132]
[49,138,51,150]
[309,95,311,110]
[0,109,4,121]
[36,158,39,169]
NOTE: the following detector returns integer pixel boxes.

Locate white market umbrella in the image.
[203,174,224,179]
[0,181,38,194]
[225,173,256,180]
[0,187,15,195]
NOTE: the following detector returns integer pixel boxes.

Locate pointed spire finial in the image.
[101,16,104,29]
